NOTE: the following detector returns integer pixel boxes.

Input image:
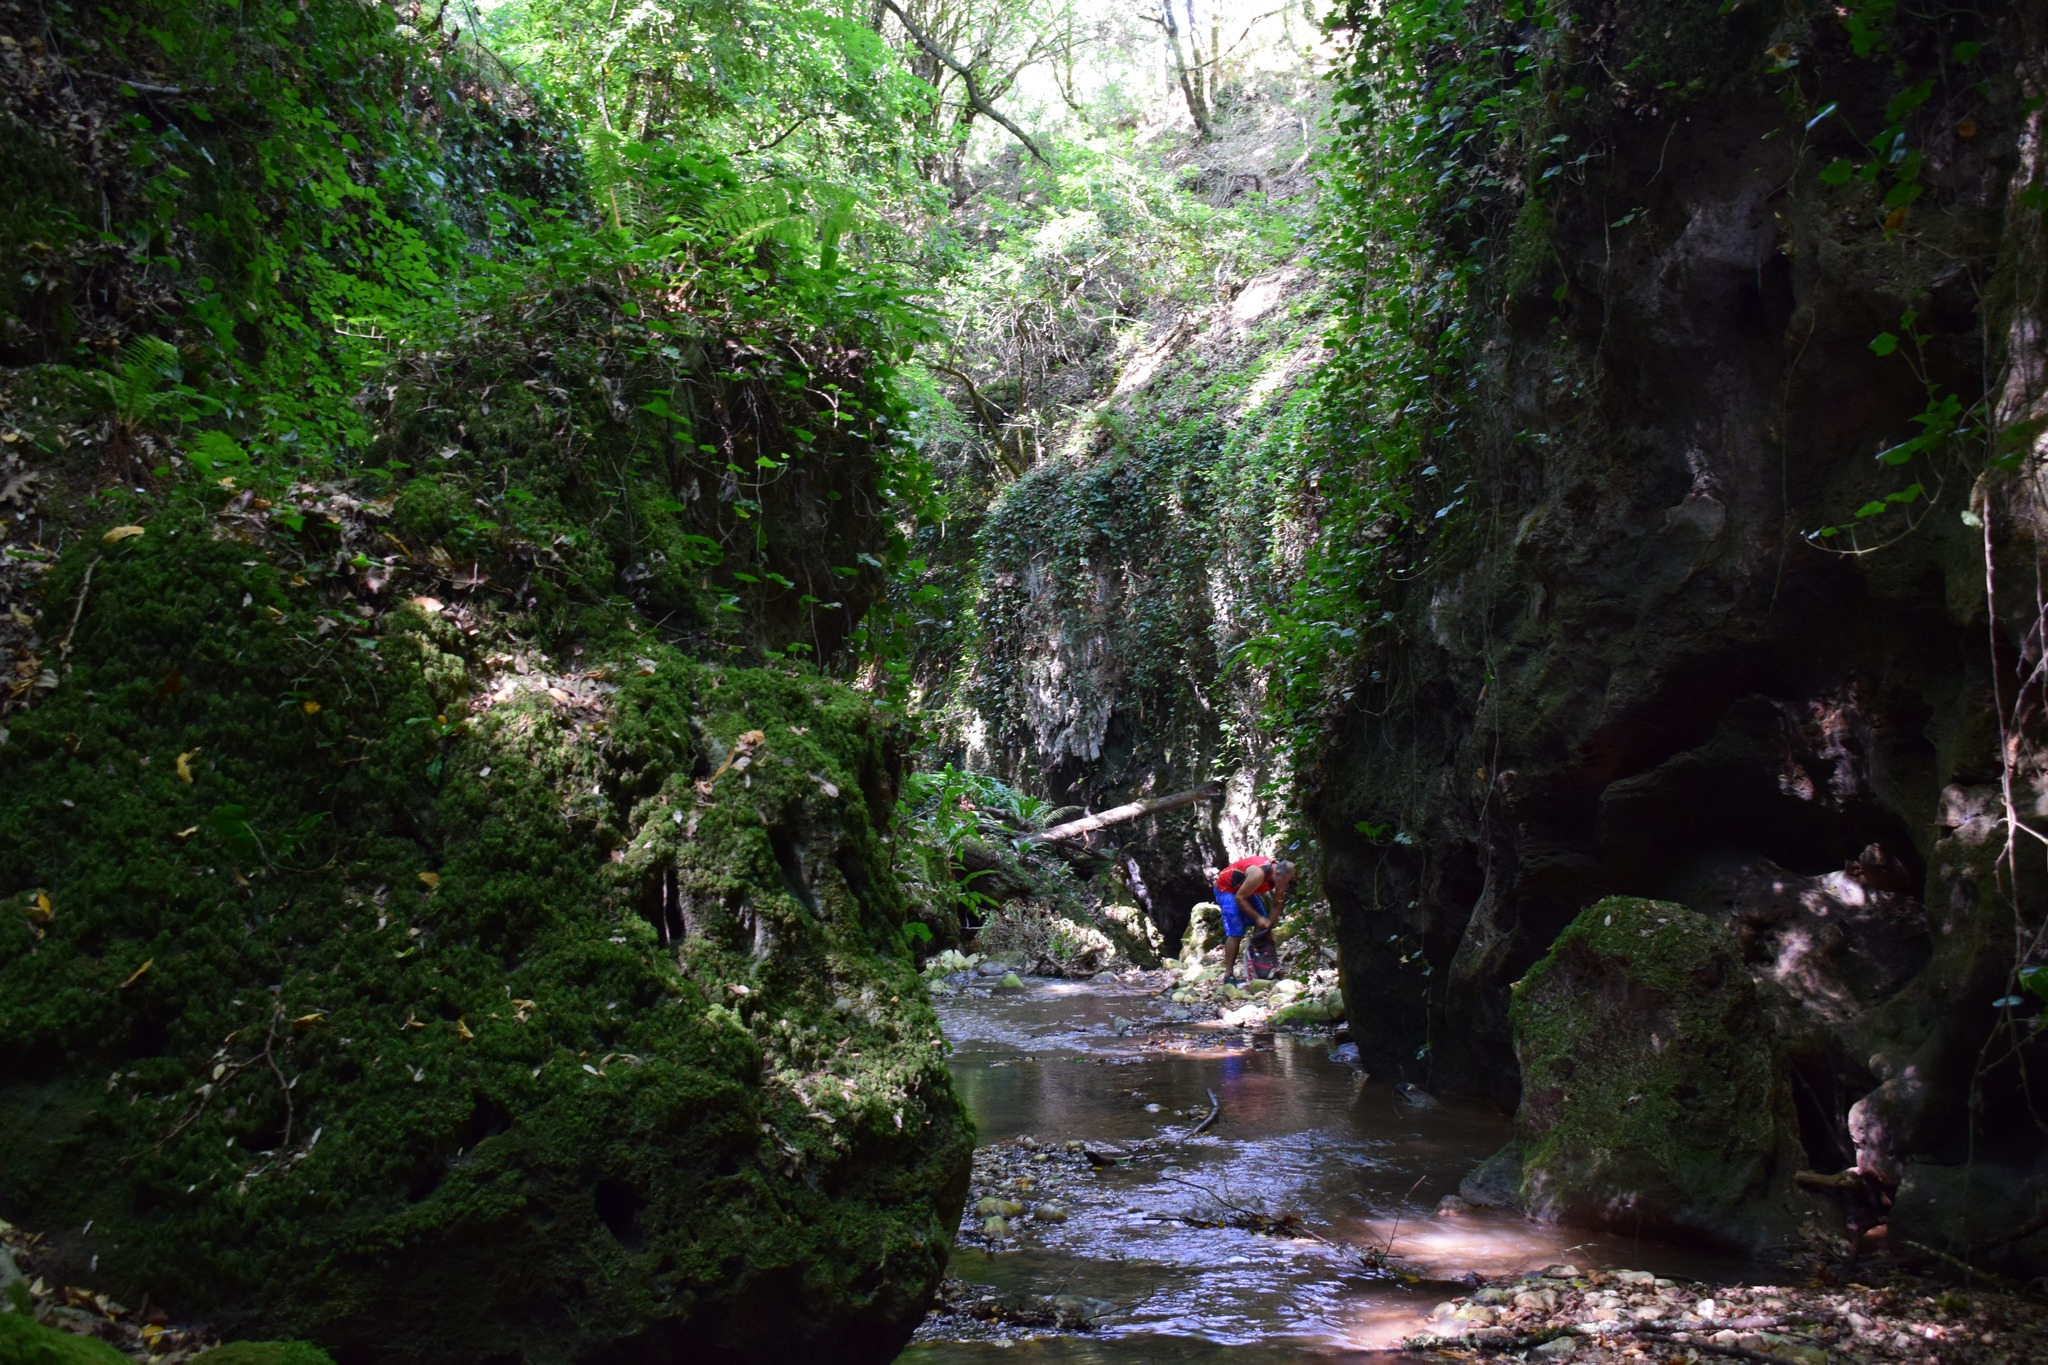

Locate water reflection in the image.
[904,977,1759,1362]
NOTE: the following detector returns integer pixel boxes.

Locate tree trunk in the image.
[1158,0,1211,139]
[1025,780,1221,845]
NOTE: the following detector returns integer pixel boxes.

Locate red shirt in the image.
[1215,856,1274,895]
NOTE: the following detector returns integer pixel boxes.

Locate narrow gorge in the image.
[2,0,2045,1361]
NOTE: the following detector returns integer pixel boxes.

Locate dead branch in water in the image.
[1182,1088,1219,1138]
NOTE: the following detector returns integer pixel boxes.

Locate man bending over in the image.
[1212,854,1296,984]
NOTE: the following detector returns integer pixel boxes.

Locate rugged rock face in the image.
[931,266,1329,948]
[1307,0,2048,1238]
[1510,897,1810,1248]
[905,102,1333,950]
[961,451,1253,945]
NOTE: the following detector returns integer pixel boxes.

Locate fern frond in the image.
[80,335,183,424]
[704,182,815,253]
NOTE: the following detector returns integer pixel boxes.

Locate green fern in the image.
[80,335,185,426]
[704,182,816,253]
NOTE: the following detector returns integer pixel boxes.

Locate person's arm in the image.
[1246,867,1275,930]
[1245,871,1277,933]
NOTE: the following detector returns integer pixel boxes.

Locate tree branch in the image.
[745,111,817,156]
[876,0,1050,165]
[1025,781,1222,844]
[927,361,1025,479]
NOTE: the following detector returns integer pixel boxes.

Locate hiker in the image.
[1212,855,1295,984]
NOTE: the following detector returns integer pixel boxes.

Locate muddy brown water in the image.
[899,976,1764,1362]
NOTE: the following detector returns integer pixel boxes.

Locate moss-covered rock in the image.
[190,1345,337,1365]
[0,516,971,1364]
[1509,897,1807,1249]
[0,1312,133,1365]
[1268,990,1344,1027]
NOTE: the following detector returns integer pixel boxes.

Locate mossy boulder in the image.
[1269,990,1344,1028]
[1509,897,1807,1249]
[0,518,971,1364]
[0,1312,133,1365]
[191,1345,337,1365]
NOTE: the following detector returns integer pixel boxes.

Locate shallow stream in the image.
[899,976,1759,1362]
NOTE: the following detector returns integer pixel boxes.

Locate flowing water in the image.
[899,976,1761,1362]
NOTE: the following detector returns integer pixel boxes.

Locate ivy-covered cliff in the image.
[894,99,1336,947]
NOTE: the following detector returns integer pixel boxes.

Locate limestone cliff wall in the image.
[1307,0,2048,1210]
[923,268,1329,946]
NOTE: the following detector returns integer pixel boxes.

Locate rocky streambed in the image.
[9,969,2043,1364]
[1407,1262,2042,1365]
[904,974,2048,1363]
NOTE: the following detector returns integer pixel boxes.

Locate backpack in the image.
[1244,927,1279,981]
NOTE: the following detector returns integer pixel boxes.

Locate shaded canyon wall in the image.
[1306,0,2048,1222]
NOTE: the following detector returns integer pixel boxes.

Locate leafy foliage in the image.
[895,763,1048,927]
[361,138,941,661]
[1234,0,1517,757]
[0,0,577,467]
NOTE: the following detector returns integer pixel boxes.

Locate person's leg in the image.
[1216,890,1246,981]
[1245,894,1273,979]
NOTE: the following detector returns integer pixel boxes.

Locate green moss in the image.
[364,267,909,665]
[0,502,970,1362]
[0,1313,132,1365]
[1503,197,1555,301]
[0,0,580,452]
[190,1344,337,1365]
[390,479,465,545]
[0,0,962,1356]
[1269,992,1344,1027]
[1509,896,1799,1245]
[0,115,94,357]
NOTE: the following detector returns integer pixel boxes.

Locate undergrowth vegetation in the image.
[0,0,946,682]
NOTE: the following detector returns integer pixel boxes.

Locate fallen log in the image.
[1025,781,1222,845]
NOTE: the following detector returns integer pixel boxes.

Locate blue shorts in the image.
[1215,891,1267,938]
